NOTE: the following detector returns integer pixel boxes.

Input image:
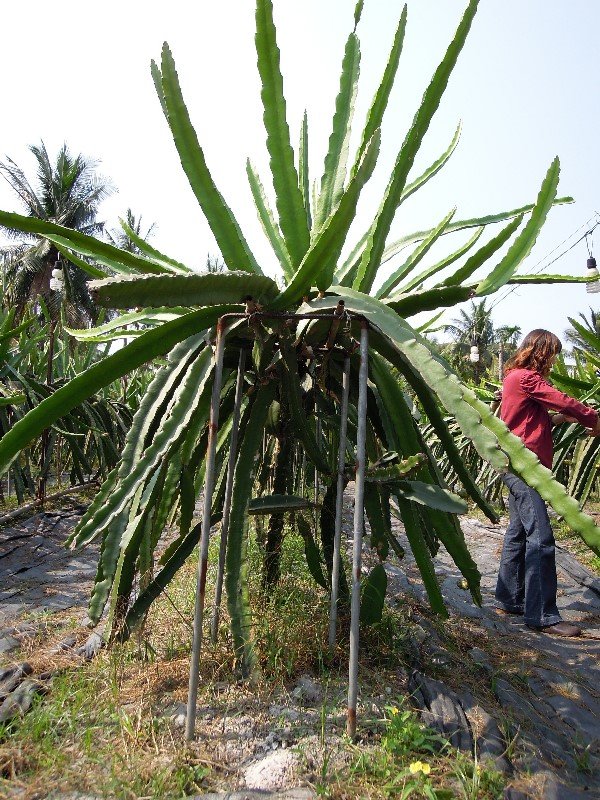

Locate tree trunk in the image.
[262,401,293,590]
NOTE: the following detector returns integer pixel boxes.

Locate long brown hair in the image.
[504,329,562,378]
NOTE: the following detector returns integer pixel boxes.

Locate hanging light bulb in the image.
[49,259,64,292]
[584,230,600,293]
[586,256,600,294]
[469,344,480,363]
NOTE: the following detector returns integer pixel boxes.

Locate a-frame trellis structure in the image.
[185,304,370,741]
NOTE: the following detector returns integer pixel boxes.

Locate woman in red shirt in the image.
[497,329,600,637]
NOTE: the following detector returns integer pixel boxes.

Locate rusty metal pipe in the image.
[215,309,367,327]
[314,415,322,526]
[347,323,369,739]
[328,355,351,649]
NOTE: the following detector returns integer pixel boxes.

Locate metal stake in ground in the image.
[347,323,369,739]
[328,355,351,649]
[314,415,322,525]
[186,321,227,741]
[210,347,246,644]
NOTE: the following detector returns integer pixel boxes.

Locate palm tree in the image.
[494,324,521,380]
[106,208,156,254]
[444,299,495,383]
[0,142,113,328]
[107,209,157,403]
[0,142,113,500]
[205,253,226,273]
[565,308,600,356]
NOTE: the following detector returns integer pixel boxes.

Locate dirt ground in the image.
[1,499,599,799]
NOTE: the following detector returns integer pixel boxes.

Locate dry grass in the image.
[0,527,510,800]
[2,474,597,797]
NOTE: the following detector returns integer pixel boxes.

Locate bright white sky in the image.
[1,0,598,341]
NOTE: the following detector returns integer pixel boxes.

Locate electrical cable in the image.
[520,214,596,274]
[487,215,600,313]
[488,217,597,310]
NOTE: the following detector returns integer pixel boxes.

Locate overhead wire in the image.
[488,215,596,311]
[519,214,596,273]
[487,213,600,313]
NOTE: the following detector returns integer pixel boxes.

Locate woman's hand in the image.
[552,413,578,426]
[587,418,600,437]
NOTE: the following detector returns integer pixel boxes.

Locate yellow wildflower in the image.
[389,707,399,716]
[409,761,431,775]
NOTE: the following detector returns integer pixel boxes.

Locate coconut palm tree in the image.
[106,209,156,255]
[0,142,113,328]
[0,142,113,499]
[565,308,600,356]
[494,323,521,379]
[444,299,494,383]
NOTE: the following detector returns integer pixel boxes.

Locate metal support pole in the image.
[314,415,322,526]
[210,348,246,644]
[347,324,369,739]
[328,356,351,649]
[185,321,227,741]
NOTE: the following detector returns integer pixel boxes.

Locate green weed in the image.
[0,659,211,799]
[572,734,594,775]
[451,750,504,800]
[381,702,446,758]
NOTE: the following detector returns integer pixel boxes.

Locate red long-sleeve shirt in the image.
[501,368,598,468]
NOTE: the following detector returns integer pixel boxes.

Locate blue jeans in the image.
[495,474,561,627]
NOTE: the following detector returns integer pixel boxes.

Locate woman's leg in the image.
[495,475,526,613]
[501,474,561,627]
